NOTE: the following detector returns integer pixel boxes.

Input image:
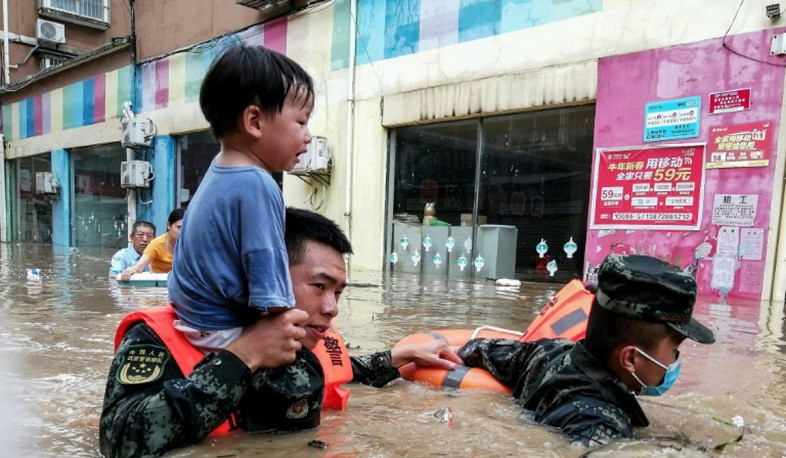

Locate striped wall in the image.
[3,0,603,140]
[136,19,287,113]
[3,18,289,141]
[331,0,603,69]
[3,66,132,141]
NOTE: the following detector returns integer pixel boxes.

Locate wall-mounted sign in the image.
[708,88,751,115]
[711,194,758,227]
[590,143,706,230]
[644,96,702,142]
[707,122,771,169]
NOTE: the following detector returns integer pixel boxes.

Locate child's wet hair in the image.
[199,43,315,139]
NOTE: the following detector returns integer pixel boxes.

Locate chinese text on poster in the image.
[707,122,771,169]
[591,144,705,230]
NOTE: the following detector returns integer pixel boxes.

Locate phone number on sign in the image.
[611,212,693,221]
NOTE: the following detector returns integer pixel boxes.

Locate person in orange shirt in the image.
[120,208,184,280]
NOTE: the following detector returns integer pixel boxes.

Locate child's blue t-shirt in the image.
[168,163,295,330]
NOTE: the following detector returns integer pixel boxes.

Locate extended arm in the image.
[119,253,152,281]
[109,250,130,277]
[351,340,463,388]
[459,338,542,386]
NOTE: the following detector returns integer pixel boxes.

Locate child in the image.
[168,44,314,353]
[459,254,715,446]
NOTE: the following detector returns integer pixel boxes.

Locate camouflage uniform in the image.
[460,337,646,446]
[460,254,715,447]
[100,322,400,458]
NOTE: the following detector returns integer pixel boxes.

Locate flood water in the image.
[1,242,785,456]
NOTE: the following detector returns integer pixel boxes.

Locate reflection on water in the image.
[0,243,785,456]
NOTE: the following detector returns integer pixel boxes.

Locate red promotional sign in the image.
[708,88,751,115]
[590,144,706,230]
[707,121,771,169]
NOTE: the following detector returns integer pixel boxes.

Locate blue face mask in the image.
[630,348,681,396]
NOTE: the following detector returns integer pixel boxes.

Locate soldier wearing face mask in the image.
[459,254,715,446]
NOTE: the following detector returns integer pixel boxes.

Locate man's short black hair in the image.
[584,300,678,363]
[131,220,155,234]
[199,44,315,139]
[285,208,352,266]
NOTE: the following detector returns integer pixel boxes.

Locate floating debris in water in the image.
[307,440,328,449]
[431,407,453,427]
[495,278,521,287]
[731,415,744,428]
[344,342,361,350]
[26,268,42,283]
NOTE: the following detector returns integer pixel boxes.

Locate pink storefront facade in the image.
[587,28,786,302]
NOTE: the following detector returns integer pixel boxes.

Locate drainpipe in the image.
[3,0,10,84]
[126,145,137,237]
[344,0,357,248]
[126,0,137,239]
[0,136,5,242]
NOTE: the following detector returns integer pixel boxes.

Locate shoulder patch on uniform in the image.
[117,345,170,385]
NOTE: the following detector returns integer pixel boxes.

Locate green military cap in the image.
[596,254,715,344]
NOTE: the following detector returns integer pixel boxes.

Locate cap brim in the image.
[667,319,715,344]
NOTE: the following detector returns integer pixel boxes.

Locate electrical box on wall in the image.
[34,171,59,194]
[290,137,331,175]
[121,161,153,188]
[121,117,156,148]
[772,33,786,55]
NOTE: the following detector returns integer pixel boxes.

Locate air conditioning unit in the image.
[120,161,153,189]
[34,171,59,194]
[121,117,156,148]
[291,137,331,175]
[36,19,66,44]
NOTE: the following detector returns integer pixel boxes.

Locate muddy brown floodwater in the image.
[0,243,785,456]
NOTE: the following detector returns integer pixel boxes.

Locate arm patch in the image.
[117,345,171,385]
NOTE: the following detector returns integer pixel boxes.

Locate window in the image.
[40,55,67,70]
[9,155,53,243]
[40,0,110,28]
[389,105,595,282]
[71,144,127,248]
[176,132,282,209]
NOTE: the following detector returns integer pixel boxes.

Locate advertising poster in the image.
[707,122,771,169]
[590,143,706,230]
[711,194,758,227]
[708,88,751,115]
[644,96,701,142]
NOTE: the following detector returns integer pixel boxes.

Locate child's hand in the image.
[227,309,308,370]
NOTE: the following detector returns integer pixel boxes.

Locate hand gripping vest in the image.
[114,305,353,434]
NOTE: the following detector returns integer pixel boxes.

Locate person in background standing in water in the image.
[120,208,184,280]
[108,221,155,277]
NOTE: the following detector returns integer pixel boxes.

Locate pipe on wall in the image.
[343,0,357,245]
[2,0,10,84]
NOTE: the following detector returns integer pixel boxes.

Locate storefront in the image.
[7,155,53,242]
[71,144,127,248]
[388,104,595,282]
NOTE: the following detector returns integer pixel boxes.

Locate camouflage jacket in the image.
[459,338,648,446]
[99,322,401,458]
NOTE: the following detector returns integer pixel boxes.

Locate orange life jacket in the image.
[114,305,353,434]
[519,279,593,342]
